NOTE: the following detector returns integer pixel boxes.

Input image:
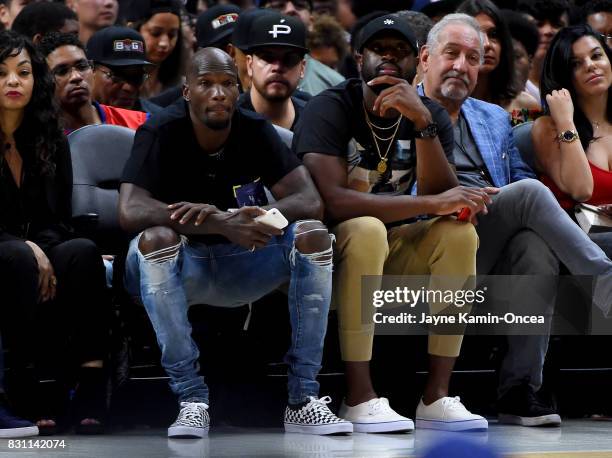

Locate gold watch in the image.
[558,129,579,143]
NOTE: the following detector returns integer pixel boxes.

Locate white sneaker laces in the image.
[308,396,332,408]
[369,397,390,415]
[445,396,467,411]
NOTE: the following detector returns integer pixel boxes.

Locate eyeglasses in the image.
[96,66,149,86]
[253,50,304,68]
[265,0,311,11]
[52,60,93,78]
[598,33,612,48]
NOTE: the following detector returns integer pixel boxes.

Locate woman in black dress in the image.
[0,31,109,435]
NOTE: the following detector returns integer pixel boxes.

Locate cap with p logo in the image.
[245,12,308,54]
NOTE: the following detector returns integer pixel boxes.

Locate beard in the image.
[361,64,416,94]
[204,118,231,130]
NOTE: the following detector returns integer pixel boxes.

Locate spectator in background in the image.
[307,14,348,71]
[145,3,242,109]
[196,4,240,52]
[239,12,307,130]
[0,0,31,30]
[420,0,462,23]
[126,0,184,98]
[517,0,570,103]
[260,0,313,29]
[457,0,527,110]
[40,33,148,133]
[0,30,109,435]
[262,0,345,95]
[87,26,160,113]
[336,0,356,31]
[504,10,542,124]
[533,25,612,257]
[12,2,79,44]
[66,0,118,45]
[230,8,275,92]
[580,0,612,49]
[394,9,433,85]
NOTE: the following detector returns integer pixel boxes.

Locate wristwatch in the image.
[415,122,438,139]
[558,129,579,143]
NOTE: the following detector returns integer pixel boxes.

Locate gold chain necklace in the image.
[363,104,402,173]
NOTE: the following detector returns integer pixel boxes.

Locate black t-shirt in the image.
[453,113,493,188]
[293,78,454,197]
[237,91,307,132]
[121,99,301,243]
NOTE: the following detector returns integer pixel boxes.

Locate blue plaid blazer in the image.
[416,85,535,187]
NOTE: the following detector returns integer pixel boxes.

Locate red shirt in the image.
[64,102,149,135]
[542,161,612,209]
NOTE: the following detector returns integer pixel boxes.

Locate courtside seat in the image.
[68,124,135,254]
[512,120,536,172]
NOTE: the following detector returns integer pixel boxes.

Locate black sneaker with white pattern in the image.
[168,401,210,438]
[284,396,353,435]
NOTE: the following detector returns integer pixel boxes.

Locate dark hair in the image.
[457,0,520,104]
[503,9,539,57]
[393,10,434,49]
[37,32,84,58]
[579,0,612,22]
[128,6,185,88]
[0,31,63,177]
[307,14,348,62]
[541,24,612,150]
[517,0,570,23]
[351,0,408,18]
[12,2,77,41]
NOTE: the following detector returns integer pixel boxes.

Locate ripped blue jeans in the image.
[124,221,334,405]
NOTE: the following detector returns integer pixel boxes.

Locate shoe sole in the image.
[168,425,209,438]
[352,420,414,433]
[285,422,354,435]
[416,418,488,432]
[498,413,561,427]
[0,426,39,438]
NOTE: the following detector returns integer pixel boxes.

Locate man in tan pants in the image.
[293,14,496,432]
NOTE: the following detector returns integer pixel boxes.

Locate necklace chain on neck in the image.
[363,103,402,173]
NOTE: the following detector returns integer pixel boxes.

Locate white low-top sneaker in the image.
[339,397,414,433]
[168,402,210,438]
[416,396,488,432]
[284,396,354,435]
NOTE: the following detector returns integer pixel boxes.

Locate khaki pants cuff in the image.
[339,326,375,362]
[428,334,463,358]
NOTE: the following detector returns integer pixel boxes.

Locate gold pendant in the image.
[377,159,387,173]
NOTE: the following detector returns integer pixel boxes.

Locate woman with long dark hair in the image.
[533,24,612,255]
[457,0,535,112]
[126,0,185,98]
[0,31,109,434]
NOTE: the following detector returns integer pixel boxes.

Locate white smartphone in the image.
[254,208,289,230]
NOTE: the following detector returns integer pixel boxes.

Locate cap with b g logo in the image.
[245,12,308,54]
[87,26,151,67]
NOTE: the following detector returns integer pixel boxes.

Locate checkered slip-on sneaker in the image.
[168,402,210,438]
[284,396,353,435]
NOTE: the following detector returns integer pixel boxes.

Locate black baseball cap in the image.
[196,5,240,49]
[245,12,308,54]
[87,26,151,67]
[357,13,418,54]
[231,8,276,52]
[126,0,181,23]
